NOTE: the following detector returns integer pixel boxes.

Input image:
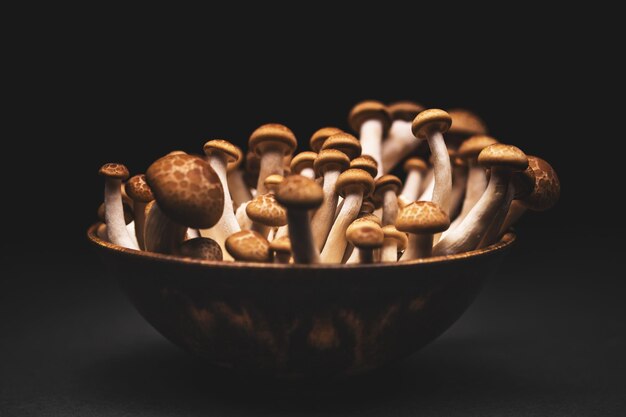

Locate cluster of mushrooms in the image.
[97,101,560,264]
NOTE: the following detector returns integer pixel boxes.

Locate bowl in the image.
[88,223,515,378]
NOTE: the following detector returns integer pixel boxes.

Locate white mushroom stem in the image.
[132,202,148,249]
[434,167,510,256]
[186,228,200,239]
[144,203,187,254]
[399,169,423,203]
[236,202,254,230]
[126,222,140,249]
[449,165,468,220]
[286,209,319,263]
[478,182,516,248]
[345,244,358,264]
[382,120,423,174]
[360,120,384,179]
[300,167,315,180]
[227,168,252,209]
[273,224,288,240]
[382,190,398,226]
[445,161,488,236]
[103,178,139,250]
[320,193,363,263]
[418,172,435,201]
[401,235,433,260]
[257,149,284,194]
[310,170,341,250]
[425,131,452,212]
[381,239,398,262]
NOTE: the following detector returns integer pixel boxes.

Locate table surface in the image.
[1,231,624,417]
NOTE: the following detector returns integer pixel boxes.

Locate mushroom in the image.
[433,144,528,256]
[348,100,391,178]
[398,157,428,207]
[446,108,488,149]
[290,151,318,179]
[270,236,292,264]
[309,149,351,250]
[124,174,154,250]
[246,193,287,238]
[99,163,138,250]
[412,109,453,213]
[346,219,384,264]
[320,132,362,160]
[320,169,374,263]
[225,144,251,210]
[345,214,383,264]
[397,201,450,260]
[249,124,297,194]
[381,225,408,262]
[310,127,344,153]
[144,154,224,254]
[381,101,426,174]
[275,175,324,263]
[225,230,271,263]
[178,237,223,261]
[349,155,378,178]
[373,175,402,226]
[97,201,133,225]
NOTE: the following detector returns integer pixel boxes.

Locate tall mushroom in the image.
[310,127,343,153]
[225,230,271,263]
[412,109,453,213]
[346,219,384,264]
[275,175,324,264]
[373,175,402,226]
[290,151,318,179]
[249,124,297,195]
[124,174,154,250]
[320,169,374,263]
[399,157,428,207]
[178,237,223,261]
[99,163,138,250]
[348,100,391,178]
[320,132,362,160]
[397,201,450,260]
[145,154,224,254]
[310,149,351,250]
[381,225,408,262]
[433,144,528,256]
[381,101,426,174]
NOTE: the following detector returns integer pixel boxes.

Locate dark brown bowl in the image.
[88,224,515,378]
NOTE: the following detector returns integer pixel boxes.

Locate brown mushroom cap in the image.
[203,139,242,170]
[269,236,291,254]
[403,157,428,173]
[167,150,187,156]
[348,100,392,134]
[520,156,560,211]
[321,132,362,160]
[374,175,402,202]
[350,155,378,178]
[125,174,154,203]
[263,174,284,193]
[98,202,133,224]
[335,169,375,199]
[178,237,223,261]
[313,149,350,176]
[249,123,297,156]
[396,201,450,234]
[246,193,288,227]
[310,127,343,153]
[146,154,224,229]
[290,151,318,174]
[478,144,528,171]
[346,220,384,249]
[447,109,488,136]
[275,175,324,210]
[382,225,409,252]
[99,163,130,180]
[355,213,382,226]
[457,135,499,159]
[225,230,270,262]
[411,109,452,139]
[387,101,426,122]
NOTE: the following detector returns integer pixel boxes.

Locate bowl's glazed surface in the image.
[88,224,515,378]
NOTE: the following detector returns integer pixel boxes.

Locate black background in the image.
[1,13,623,416]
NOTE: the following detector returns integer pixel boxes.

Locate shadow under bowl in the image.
[88,224,515,379]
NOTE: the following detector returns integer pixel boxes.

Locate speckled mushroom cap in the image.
[167,150,187,156]
[403,157,428,173]
[275,175,324,210]
[246,193,288,227]
[478,144,528,171]
[388,101,426,122]
[321,132,362,160]
[125,174,154,203]
[520,156,560,211]
[245,151,261,174]
[263,174,284,194]
[350,155,378,178]
[145,154,224,229]
[348,100,392,135]
[310,127,343,153]
[290,151,318,174]
[448,109,488,136]
[99,163,130,180]
[178,237,223,261]
[411,109,452,139]
[396,201,450,234]
[249,124,297,156]
[458,135,499,159]
[354,214,382,226]
[225,230,270,262]
[313,149,350,176]
[346,219,384,249]
[269,236,291,255]
[98,202,133,224]
[374,175,402,201]
[335,169,375,199]
[382,225,408,252]
[203,140,243,171]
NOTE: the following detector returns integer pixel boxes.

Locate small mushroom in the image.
[125,174,154,249]
[398,157,428,207]
[434,144,528,256]
[178,237,223,261]
[373,175,402,226]
[348,100,391,178]
[412,109,453,213]
[381,101,426,174]
[381,225,408,262]
[99,163,138,250]
[397,201,450,260]
[320,169,374,263]
[275,175,324,264]
[249,124,297,194]
[446,108,488,149]
[270,236,292,264]
[346,219,384,264]
[345,215,383,264]
[320,132,362,160]
[225,230,271,263]
[246,193,287,238]
[290,151,318,179]
[310,127,344,153]
[349,155,378,178]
